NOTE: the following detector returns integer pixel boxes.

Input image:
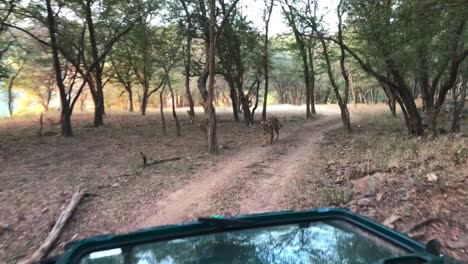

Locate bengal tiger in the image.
[261,116,283,145]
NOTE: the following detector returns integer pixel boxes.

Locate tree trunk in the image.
[127,88,134,112]
[451,84,466,132]
[167,77,181,137]
[401,92,423,135]
[84,0,105,127]
[7,85,13,117]
[181,0,195,120]
[239,92,253,126]
[307,40,316,115]
[339,104,351,130]
[45,0,74,136]
[60,107,73,137]
[319,33,351,131]
[251,79,260,123]
[93,101,104,126]
[427,21,466,136]
[44,87,52,113]
[235,78,253,125]
[221,91,229,105]
[350,73,357,109]
[334,0,351,131]
[6,65,22,117]
[262,0,274,121]
[284,5,311,118]
[227,78,239,121]
[206,0,218,154]
[79,92,87,112]
[323,86,331,103]
[141,85,148,115]
[451,63,466,132]
[381,81,396,116]
[160,85,166,136]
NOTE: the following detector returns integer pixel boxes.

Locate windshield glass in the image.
[79,220,409,264]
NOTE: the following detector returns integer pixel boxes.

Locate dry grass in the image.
[0,105,313,263]
[0,107,258,263]
[1,104,466,262]
[293,111,468,259]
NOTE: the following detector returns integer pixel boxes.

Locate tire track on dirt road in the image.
[127,111,342,230]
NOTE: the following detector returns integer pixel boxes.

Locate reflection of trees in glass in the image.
[80,221,404,264]
[80,254,124,264]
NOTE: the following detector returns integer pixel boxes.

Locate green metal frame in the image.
[56,208,450,264]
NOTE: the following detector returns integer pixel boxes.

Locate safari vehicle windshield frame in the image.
[52,207,447,264]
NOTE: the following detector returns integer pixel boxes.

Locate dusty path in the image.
[127,110,342,231]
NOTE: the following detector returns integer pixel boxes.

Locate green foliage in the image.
[346,0,468,84]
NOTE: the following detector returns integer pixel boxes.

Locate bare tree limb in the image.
[19,187,85,264]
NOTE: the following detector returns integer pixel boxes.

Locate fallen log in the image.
[19,187,85,264]
[146,156,182,166]
[401,215,440,234]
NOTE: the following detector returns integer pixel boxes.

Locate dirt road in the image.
[127,110,342,230]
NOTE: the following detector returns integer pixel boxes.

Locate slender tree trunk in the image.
[308,43,316,115]
[6,66,22,117]
[184,41,195,119]
[60,107,73,137]
[451,83,466,132]
[79,92,87,112]
[235,78,253,125]
[140,49,150,116]
[167,77,181,137]
[381,81,396,116]
[227,78,239,121]
[239,92,253,126]
[7,85,13,117]
[93,98,104,126]
[251,79,260,122]
[221,91,229,105]
[160,85,166,136]
[262,0,274,121]
[127,87,134,112]
[185,52,195,119]
[181,0,196,120]
[319,35,351,131]
[394,93,410,131]
[45,0,73,136]
[451,63,466,132]
[333,0,351,131]
[206,0,218,154]
[350,73,357,109]
[84,0,105,127]
[323,86,331,103]
[283,3,311,118]
[401,90,423,135]
[427,21,466,136]
[141,93,148,115]
[44,87,52,113]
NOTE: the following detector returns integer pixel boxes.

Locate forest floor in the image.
[0,104,467,263]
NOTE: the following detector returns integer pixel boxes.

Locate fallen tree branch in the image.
[140,151,148,167]
[19,187,85,264]
[401,215,440,234]
[146,156,182,167]
[447,234,468,249]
